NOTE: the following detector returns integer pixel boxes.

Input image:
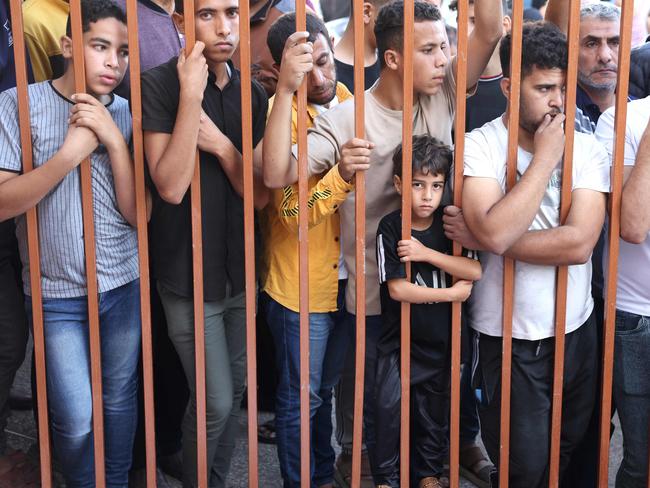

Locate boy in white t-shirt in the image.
[461,22,610,487]
[595,98,650,488]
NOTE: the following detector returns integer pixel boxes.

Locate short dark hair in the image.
[500,21,567,79]
[66,0,127,37]
[392,135,452,180]
[374,1,442,69]
[267,12,333,65]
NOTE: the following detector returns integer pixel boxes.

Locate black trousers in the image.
[474,312,597,488]
[0,241,28,451]
[371,351,449,487]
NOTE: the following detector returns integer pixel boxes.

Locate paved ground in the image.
[4,341,624,487]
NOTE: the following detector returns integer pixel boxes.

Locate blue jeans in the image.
[26,279,141,488]
[264,282,350,487]
[614,309,650,488]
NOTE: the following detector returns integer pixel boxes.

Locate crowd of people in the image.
[0,0,648,488]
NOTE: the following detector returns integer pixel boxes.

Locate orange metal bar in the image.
[68,2,106,485]
[8,1,52,486]
[499,1,524,486]
[181,1,208,486]
[124,2,157,487]
[237,2,259,486]
[350,0,367,484]
[399,1,414,486]
[547,1,580,486]
[294,3,310,487]
[598,0,633,485]
[450,0,470,486]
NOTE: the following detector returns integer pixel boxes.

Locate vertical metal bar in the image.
[547,1,580,486]
[399,2,414,487]
[293,3,310,487]
[68,2,106,485]
[450,0,469,486]
[350,0,366,484]
[124,2,157,487]
[237,2,259,486]
[8,2,52,486]
[180,2,208,486]
[499,1,524,486]
[598,0,633,485]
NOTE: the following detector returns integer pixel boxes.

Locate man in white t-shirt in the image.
[462,23,610,488]
[595,98,650,488]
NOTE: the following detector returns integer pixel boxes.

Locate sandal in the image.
[257,418,276,445]
[459,443,495,488]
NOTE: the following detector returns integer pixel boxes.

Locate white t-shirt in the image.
[595,97,650,317]
[464,117,611,340]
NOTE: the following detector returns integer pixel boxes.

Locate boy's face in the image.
[63,18,129,96]
[195,0,239,64]
[394,170,446,221]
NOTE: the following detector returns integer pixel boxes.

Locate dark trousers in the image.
[474,312,597,488]
[371,352,449,487]
[0,238,28,452]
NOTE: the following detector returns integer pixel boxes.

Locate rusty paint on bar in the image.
[450,0,470,486]
[181,1,209,486]
[547,1,580,486]
[8,1,53,486]
[124,1,157,486]
[598,0,633,485]
[500,1,524,486]
[237,2,259,486]
[399,1,414,486]
[350,0,367,484]
[294,3,311,487]
[68,2,106,485]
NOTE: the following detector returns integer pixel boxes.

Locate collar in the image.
[207,60,238,87]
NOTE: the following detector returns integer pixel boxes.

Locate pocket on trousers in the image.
[614,315,650,396]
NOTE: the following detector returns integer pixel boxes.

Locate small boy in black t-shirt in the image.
[372,135,482,488]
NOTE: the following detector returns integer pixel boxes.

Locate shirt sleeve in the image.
[252,80,268,148]
[377,215,406,284]
[292,110,342,176]
[0,89,22,173]
[595,106,637,167]
[463,127,501,181]
[141,65,179,134]
[573,134,611,194]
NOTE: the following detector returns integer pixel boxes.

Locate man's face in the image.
[307,33,337,105]
[79,18,129,96]
[195,0,240,64]
[410,20,449,96]
[578,17,620,92]
[518,66,565,134]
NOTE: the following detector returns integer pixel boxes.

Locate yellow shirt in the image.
[262,82,353,313]
[23,0,69,81]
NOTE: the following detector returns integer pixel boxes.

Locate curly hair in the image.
[500,21,567,79]
[267,12,333,66]
[374,1,442,69]
[66,0,127,36]
[392,135,453,180]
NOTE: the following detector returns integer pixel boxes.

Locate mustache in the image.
[589,63,617,74]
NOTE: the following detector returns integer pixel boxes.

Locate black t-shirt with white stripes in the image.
[376,208,477,378]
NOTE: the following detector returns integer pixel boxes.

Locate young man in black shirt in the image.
[373,136,481,488]
[141,0,268,485]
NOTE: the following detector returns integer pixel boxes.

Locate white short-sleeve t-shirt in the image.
[464,117,611,340]
[595,97,650,317]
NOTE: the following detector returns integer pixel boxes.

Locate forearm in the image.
[149,94,202,204]
[0,151,77,221]
[504,226,593,265]
[388,279,454,304]
[621,152,650,244]
[544,0,569,34]
[263,90,298,188]
[108,142,138,226]
[427,251,482,281]
[473,0,504,44]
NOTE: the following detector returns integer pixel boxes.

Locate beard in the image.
[578,66,617,92]
[519,100,563,133]
[307,80,337,106]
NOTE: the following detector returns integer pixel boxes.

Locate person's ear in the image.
[363,2,373,25]
[172,12,184,35]
[60,35,73,60]
[384,49,400,71]
[500,77,510,99]
[502,15,511,35]
[393,174,402,195]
